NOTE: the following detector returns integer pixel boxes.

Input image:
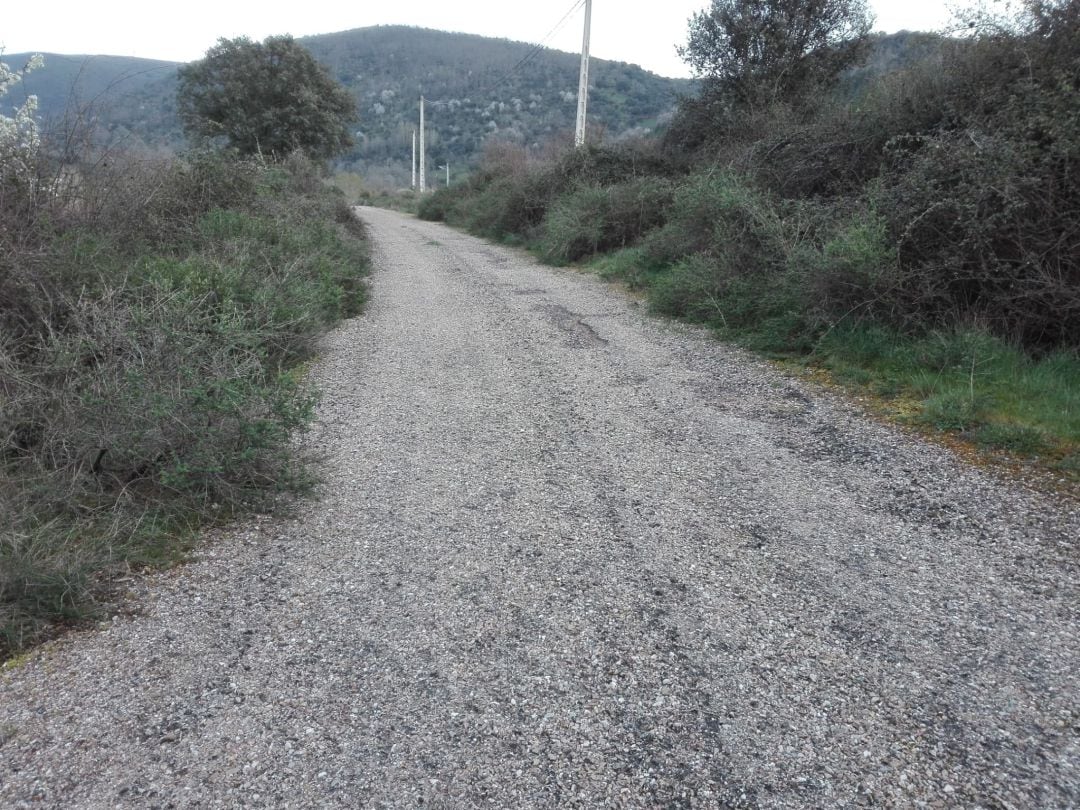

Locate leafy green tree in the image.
[680,0,874,111]
[177,36,357,160]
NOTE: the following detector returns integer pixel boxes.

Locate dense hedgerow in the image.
[1,149,369,656]
[420,141,681,242]
[690,3,1080,349]
[425,2,1079,357]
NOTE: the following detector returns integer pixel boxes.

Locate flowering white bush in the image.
[0,53,44,177]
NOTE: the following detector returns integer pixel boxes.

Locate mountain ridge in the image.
[5,25,688,186]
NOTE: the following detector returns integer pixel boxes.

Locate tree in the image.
[679,0,874,112]
[0,53,43,179]
[177,36,357,161]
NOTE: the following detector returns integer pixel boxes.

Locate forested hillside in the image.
[302,26,686,186]
[0,53,181,153]
[5,26,688,187]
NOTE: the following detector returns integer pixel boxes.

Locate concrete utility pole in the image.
[419,96,427,194]
[574,0,593,148]
[411,129,417,190]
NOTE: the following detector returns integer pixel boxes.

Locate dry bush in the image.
[663,1,1080,350]
[870,5,1080,347]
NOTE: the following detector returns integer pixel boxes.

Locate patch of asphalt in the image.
[1,206,1076,809]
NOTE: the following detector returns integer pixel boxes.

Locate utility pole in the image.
[574,0,593,148]
[411,129,417,190]
[419,96,427,194]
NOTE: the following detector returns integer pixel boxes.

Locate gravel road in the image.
[2,206,1078,809]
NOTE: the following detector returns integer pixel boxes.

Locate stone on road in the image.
[2,206,1077,808]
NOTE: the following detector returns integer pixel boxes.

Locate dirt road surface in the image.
[1,207,1077,808]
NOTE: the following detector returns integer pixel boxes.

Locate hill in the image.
[0,53,178,115]
[6,29,945,187]
[1,52,182,153]
[299,26,688,186]
[6,27,688,187]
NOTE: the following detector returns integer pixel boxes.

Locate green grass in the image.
[585,249,1079,476]
[586,247,662,290]
[0,506,210,656]
[812,326,1079,468]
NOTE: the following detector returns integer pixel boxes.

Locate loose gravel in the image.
[1,206,1077,809]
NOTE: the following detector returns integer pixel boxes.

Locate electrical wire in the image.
[481,0,586,95]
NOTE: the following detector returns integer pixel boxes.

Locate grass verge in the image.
[586,250,1079,485]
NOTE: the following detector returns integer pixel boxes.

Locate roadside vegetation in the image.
[330,170,427,215]
[1,41,367,657]
[417,0,1080,481]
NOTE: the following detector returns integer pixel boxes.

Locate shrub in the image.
[741,46,952,199]
[752,9,1080,349]
[538,177,673,264]
[550,141,679,187]
[417,186,459,222]
[794,201,897,327]
[1,150,369,657]
[458,172,548,240]
[877,121,1080,347]
[539,185,608,263]
[588,247,652,288]
[643,173,813,350]
[422,141,681,245]
[54,151,262,250]
[641,170,779,267]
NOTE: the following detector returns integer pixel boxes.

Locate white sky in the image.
[2,1,957,79]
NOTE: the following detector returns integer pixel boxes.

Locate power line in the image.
[482,0,586,95]
[415,1,585,181]
[531,0,588,54]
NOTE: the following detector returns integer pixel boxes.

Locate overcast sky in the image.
[3,1,959,78]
